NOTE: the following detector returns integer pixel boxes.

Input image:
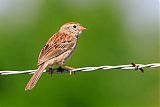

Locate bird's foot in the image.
[57,66,65,73]
[64,66,76,75]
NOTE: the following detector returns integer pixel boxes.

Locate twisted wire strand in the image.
[0,63,159,75]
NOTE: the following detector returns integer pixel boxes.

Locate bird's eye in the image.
[73,25,77,28]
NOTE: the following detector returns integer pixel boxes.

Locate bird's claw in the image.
[64,66,76,75]
[57,66,65,73]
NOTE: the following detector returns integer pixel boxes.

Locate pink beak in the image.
[80,26,87,31]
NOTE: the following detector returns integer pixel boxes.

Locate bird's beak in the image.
[79,26,87,31]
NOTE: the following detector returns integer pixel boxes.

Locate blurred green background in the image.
[0,0,159,107]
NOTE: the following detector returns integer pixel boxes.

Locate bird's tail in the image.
[25,63,47,91]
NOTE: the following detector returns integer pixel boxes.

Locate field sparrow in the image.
[25,22,86,91]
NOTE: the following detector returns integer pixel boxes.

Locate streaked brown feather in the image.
[38,32,76,65]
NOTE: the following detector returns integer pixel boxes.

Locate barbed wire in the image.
[0,63,159,75]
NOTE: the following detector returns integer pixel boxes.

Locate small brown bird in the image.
[25,22,86,91]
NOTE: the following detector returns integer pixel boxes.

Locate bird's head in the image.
[59,22,86,36]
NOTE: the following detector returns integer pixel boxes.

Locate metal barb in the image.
[131,63,144,72]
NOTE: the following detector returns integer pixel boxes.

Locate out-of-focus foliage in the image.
[0,0,159,107]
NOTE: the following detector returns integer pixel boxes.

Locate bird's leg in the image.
[48,67,54,77]
[64,66,76,75]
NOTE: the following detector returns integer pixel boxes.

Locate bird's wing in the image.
[38,32,76,65]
